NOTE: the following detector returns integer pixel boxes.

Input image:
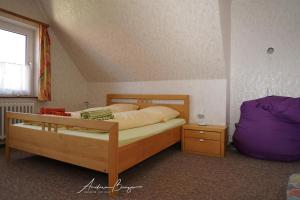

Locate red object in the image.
[39,107,70,116]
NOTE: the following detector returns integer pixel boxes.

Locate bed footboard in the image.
[5,111,119,194]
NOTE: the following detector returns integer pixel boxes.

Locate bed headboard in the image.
[106,94,190,122]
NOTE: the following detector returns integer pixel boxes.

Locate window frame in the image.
[0,17,37,98]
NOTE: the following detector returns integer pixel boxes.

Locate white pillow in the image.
[141,106,180,122]
[108,110,162,130]
[107,103,139,113]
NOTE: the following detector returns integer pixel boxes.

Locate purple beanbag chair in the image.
[233,96,300,162]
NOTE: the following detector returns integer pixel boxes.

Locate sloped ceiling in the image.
[38,0,227,82]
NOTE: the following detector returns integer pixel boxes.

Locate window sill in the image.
[0,96,38,99]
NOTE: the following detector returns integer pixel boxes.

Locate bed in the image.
[4,94,189,195]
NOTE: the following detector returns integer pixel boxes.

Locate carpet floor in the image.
[0,145,299,200]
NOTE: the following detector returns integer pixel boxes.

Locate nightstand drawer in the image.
[184,130,220,141]
[184,138,221,155]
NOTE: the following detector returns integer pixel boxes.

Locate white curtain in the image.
[0,62,30,96]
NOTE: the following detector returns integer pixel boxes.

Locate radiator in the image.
[0,103,34,140]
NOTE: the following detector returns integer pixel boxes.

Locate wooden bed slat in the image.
[107,94,189,100]
[6,112,117,131]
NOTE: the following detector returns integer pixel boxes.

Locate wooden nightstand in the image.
[182,124,228,157]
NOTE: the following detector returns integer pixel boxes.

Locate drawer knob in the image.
[199,139,205,142]
[199,131,204,134]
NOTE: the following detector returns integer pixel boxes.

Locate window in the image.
[0,19,35,97]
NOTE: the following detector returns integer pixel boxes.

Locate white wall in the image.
[0,0,88,111]
[41,30,87,111]
[230,0,300,137]
[88,79,227,125]
[39,0,227,82]
[218,0,231,125]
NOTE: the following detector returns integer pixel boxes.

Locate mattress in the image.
[13,118,185,147]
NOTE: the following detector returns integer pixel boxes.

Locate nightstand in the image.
[182,124,228,157]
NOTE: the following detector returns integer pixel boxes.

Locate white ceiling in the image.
[38,0,228,82]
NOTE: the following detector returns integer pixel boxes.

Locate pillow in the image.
[107,103,139,113]
[108,110,162,130]
[141,106,180,122]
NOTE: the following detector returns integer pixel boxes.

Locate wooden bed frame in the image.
[5,94,189,195]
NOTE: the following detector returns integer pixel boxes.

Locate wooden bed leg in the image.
[108,123,119,196]
[109,172,118,196]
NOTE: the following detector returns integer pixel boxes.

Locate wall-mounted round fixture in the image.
[267,47,274,54]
